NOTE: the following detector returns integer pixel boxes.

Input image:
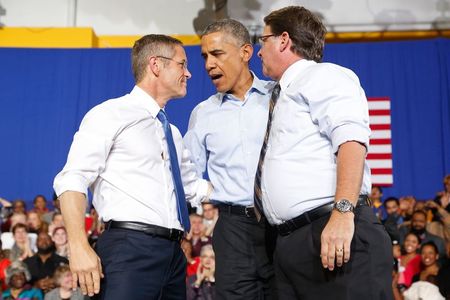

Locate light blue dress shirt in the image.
[184,75,275,206]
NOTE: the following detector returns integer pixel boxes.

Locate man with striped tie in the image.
[54,34,211,300]
[255,6,393,300]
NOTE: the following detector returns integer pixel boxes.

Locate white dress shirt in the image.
[261,59,372,225]
[54,86,209,230]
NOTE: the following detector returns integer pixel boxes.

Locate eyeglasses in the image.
[257,34,277,44]
[156,56,188,70]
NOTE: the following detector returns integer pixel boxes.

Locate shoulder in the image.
[303,62,360,84]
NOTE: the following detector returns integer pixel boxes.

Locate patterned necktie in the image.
[254,83,281,221]
[157,110,191,232]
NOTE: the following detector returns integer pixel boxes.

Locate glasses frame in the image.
[257,34,277,45]
[156,55,188,70]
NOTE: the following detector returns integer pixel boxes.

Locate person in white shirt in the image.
[53,34,211,300]
[255,6,393,299]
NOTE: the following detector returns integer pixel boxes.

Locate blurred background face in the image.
[34,196,46,210]
[370,187,382,201]
[12,201,26,214]
[385,200,399,215]
[37,233,54,253]
[10,273,26,289]
[190,216,204,236]
[421,245,438,267]
[403,234,420,254]
[200,248,215,270]
[27,212,41,229]
[202,204,216,221]
[52,228,67,246]
[52,214,64,227]
[411,213,427,232]
[10,213,27,228]
[59,271,72,289]
[13,227,28,243]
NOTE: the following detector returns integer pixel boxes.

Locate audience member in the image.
[42,194,61,225]
[201,203,217,237]
[2,261,43,300]
[412,242,440,283]
[23,232,68,293]
[27,211,49,235]
[434,174,450,213]
[399,210,447,261]
[51,227,69,259]
[181,238,200,277]
[371,186,386,221]
[0,239,11,290]
[2,200,26,232]
[187,244,216,300]
[397,232,421,290]
[187,214,211,258]
[9,223,34,261]
[44,265,89,300]
[31,195,49,216]
[399,196,416,222]
[425,200,450,255]
[384,197,403,241]
[48,214,64,237]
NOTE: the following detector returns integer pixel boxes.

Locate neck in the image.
[137,81,169,108]
[39,252,52,262]
[229,70,253,100]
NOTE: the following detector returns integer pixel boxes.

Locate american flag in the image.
[367,97,393,186]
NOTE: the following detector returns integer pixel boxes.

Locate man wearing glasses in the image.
[54,34,211,299]
[255,6,393,300]
[184,19,276,299]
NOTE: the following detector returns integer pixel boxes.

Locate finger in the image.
[78,272,87,295]
[98,257,104,279]
[327,241,336,271]
[84,272,95,296]
[344,239,351,263]
[71,272,78,291]
[93,270,101,294]
[320,239,329,268]
[335,245,344,267]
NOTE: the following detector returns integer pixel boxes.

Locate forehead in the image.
[201,31,239,51]
[172,45,187,59]
[262,25,273,34]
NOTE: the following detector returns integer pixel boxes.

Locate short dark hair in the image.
[383,197,399,208]
[412,210,427,219]
[420,241,439,254]
[12,223,28,235]
[372,186,383,194]
[202,19,251,46]
[263,6,326,62]
[131,34,183,83]
[33,194,47,204]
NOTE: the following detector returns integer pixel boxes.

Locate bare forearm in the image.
[59,191,89,247]
[335,141,366,205]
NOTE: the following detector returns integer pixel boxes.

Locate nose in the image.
[184,68,192,79]
[257,48,262,58]
[205,55,216,71]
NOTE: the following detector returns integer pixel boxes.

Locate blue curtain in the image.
[1,39,449,206]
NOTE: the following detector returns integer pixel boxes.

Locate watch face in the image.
[336,200,353,212]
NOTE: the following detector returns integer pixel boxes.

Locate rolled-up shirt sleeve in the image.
[303,64,371,154]
[53,104,118,197]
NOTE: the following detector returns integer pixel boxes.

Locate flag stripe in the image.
[370,130,391,139]
[370,138,392,145]
[370,124,391,130]
[367,153,392,159]
[369,144,392,153]
[368,109,391,116]
[371,174,393,185]
[370,115,391,124]
[371,168,393,175]
[367,159,392,168]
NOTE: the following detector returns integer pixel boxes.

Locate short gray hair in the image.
[202,19,251,46]
[6,261,31,284]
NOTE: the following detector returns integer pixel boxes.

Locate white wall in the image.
[1,0,449,35]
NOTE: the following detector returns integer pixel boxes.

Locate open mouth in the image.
[210,74,223,81]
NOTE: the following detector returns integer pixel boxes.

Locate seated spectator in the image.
[42,194,60,225]
[23,232,68,293]
[370,186,386,221]
[2,208,27,233]
[187,214,212,258]
[187,244,216,300]
[383,197,403,241]
[181,238,200,277]
[48,213,64,237]
[9,223,35,261]
[434,174,450,213]
[44,265,89,300]
[2,261,43,300]
[31,195,49,216]
[399,210,447,262]
[27,211,49,235]
[0,239,11,290]
[399,196,416,223]
[397,232,422,290]
[202,203,218,237]
[51,227,69,259]
[412,242,440,283]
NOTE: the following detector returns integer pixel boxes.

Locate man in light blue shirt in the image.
[184,19,276,300]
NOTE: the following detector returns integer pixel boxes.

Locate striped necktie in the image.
[254,83,281,221]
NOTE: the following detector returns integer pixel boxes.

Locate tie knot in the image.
[272,83,281,100]
[157,110,168,124]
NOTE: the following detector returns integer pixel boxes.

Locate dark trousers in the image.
[213,210,276,300]
[95,227,186,300]
[275,205,393,300]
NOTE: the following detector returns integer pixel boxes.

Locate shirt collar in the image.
[219,71,270,105]
[279,59,316,91]
[130,85,162,119]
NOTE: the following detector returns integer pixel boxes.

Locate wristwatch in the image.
[333,199,355,213]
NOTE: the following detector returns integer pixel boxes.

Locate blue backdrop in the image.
[1,38,449,207]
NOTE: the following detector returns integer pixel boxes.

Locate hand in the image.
[320,210,355,271]
[69,242,103,296]
[195,263,205,286]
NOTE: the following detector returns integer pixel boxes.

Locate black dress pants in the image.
[213,210,276,300]
[95,227,186,300]
[274,205,393,300]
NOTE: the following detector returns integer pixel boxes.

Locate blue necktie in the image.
[157,110,190,232]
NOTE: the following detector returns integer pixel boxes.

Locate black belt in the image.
[106,221,184,242]
[217,203,256,218]
[277,195,370,236]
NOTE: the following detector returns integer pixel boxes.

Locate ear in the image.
[148,56,160,77]
[279,31,291,53]
[240,43,254,63]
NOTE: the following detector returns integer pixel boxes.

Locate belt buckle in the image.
[244,206,253,218]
